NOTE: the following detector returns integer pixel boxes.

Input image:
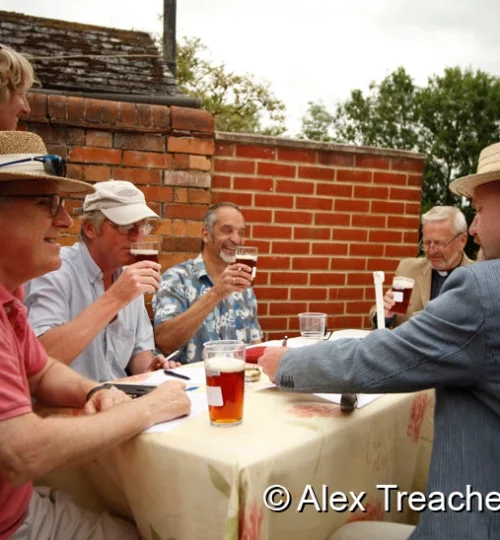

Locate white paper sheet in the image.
[328,329,371,341]
[314,393,383,409]
[143,367,207,386]
[248,337,325,349]
[144,393,208,433]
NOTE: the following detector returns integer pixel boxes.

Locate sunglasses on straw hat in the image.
[0,155,66,177]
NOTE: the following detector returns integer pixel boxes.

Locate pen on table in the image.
[185,386,198,392]
[281,335,288,347]
[164,370,190,381]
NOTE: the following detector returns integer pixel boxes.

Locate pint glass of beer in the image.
[203,340,245,427]
[391,276,415,314]
[130,239,160,263]
[235,246,258,284]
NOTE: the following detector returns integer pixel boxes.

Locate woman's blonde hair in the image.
[0,44,36,106]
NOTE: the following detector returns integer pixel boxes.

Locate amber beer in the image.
[235,246,258,284]
[131,249,159,263]
[203,340,245,427]
[391,276,415,315]
[130,240,160,264]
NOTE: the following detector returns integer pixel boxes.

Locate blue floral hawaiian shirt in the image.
[153,254,263,364]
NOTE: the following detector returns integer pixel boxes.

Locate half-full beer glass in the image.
[203,340,245,427]
[391,276,415,314]
[130,239,160,263]
[235,246,258,284]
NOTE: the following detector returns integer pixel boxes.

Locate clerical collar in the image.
[437,270,448,277]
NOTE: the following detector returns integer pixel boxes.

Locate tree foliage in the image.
[176,37,287,135]
[300,67,500,214]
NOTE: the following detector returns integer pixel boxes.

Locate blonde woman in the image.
[0,44,34,129]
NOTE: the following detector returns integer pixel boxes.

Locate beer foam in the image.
[130,249,158,256]
[393,276,414,289]
[205,356,245,373]
[236,255,257,261]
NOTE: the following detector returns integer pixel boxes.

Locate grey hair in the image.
[421,206,467,235]
[201,202,241,251]
[79,210,106,243]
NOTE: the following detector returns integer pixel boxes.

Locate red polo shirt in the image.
[0,284,47,539]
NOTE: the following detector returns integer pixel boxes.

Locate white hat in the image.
[83,180,159,225]
[449,142,500,198]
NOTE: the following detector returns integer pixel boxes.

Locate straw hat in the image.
[449,141,500,198]
[0,131,94,194]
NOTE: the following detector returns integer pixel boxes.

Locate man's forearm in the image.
[38,292,126,364]
[2,397,157,486]
[30,357,97,408]
[128,350,155,375]
[155,289,222,354]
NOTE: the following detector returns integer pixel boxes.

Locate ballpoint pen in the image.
[281,335,288,347]
[164,370,190,380]
[165,349,181,361]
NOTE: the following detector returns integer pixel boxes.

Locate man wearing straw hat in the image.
[0,131,190,540]
[259,141,500,539]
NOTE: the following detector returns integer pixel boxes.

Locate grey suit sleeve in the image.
[276,267,486,394]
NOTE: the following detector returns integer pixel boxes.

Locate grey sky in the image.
[3,0,500,134]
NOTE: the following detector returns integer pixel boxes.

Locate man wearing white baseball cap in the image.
[260,140,500,540]
[25,179,178,381]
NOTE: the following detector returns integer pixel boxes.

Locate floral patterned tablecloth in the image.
[37,365,434,540]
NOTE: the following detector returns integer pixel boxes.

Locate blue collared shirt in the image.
[153,253,263,364]
[25,242,154,381]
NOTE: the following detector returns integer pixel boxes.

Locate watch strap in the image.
[85,383,116,402]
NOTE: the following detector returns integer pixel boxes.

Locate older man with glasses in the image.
[25,179,178,381]
[369,205,474,329]
[0,131,190,540]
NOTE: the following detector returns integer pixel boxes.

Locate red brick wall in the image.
[212,133,425,338]
[21,93,425,340]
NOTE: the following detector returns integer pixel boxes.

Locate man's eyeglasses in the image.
[0,155,67,177]
[419,233,462,252]
[107,220,153,236]
[4,194,66,217]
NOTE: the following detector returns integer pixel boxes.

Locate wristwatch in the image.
[85,383,117,402]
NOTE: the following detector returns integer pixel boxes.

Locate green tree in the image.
[300,101,335,142]
[416,67,500,209]
[300,67,500,215]
[332,67,420,151]
[176,37,287,135]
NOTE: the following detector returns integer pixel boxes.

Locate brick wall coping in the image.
[216,131,427,161]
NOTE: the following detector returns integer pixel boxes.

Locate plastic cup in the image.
[298,312,327,339]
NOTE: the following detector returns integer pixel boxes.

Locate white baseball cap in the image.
[83,180,159,225]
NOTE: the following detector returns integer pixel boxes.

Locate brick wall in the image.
[21,93,425,340]
[23,93,215,274]
[212,133,425,339]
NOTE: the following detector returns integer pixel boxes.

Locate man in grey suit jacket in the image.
[259,140,500,540]
[369,206,473,328]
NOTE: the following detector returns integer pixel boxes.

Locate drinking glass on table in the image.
[130,239,160,264]
[298,312,327,339]
[203,340,245,427]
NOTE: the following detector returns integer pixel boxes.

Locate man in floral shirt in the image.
[154,202,263,363]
